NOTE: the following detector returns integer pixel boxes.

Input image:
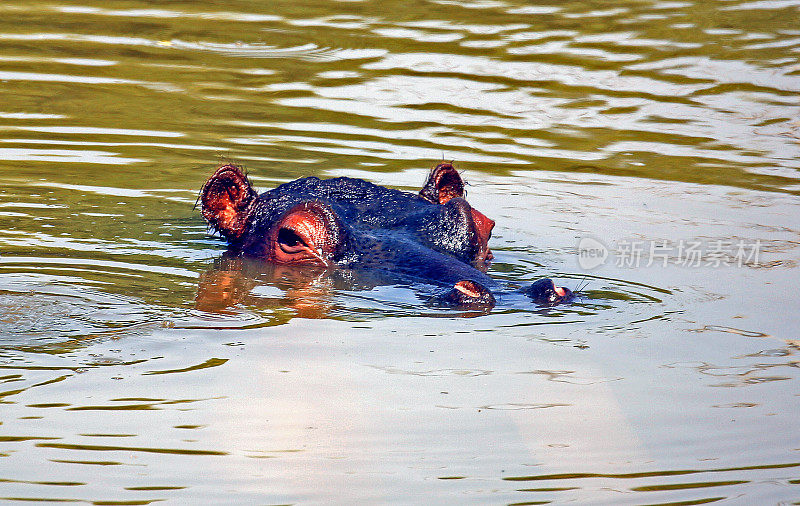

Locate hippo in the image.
[199,162,573,309]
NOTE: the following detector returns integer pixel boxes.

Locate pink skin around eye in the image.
[271,210,331,266]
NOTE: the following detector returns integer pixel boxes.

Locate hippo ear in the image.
[200,164,258,242]
[419,162,465,204]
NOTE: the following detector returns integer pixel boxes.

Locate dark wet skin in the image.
[199,162,573,309]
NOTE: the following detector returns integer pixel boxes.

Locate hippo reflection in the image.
[199,163,573,310]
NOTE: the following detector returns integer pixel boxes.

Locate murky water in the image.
[1,0,799,503]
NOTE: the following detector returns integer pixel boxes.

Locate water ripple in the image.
[0,1,798,503]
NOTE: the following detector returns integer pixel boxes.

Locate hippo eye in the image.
[278,227,304,248]
[277,227,314,254]
[270,202,340,266]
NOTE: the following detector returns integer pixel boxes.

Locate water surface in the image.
[0,0,799,503]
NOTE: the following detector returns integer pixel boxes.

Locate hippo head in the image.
[199,163,573,309]
[200,163,495,273]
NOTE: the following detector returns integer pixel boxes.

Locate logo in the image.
[577,237,608,270]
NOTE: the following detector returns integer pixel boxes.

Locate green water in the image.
[0,0,799,503]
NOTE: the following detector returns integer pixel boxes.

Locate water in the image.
[0,0,799,503]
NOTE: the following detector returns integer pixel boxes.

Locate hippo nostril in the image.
[524,278,574,305]
[439,280,496,308]
[454,280,484,298]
